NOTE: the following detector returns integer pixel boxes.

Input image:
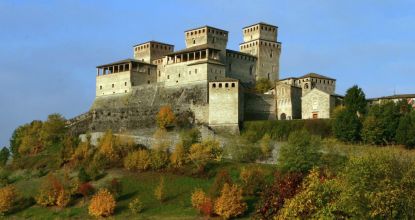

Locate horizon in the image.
[1,0,415,147]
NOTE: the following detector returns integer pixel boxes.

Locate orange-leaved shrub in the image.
[214,183,247,219]
[191,188,213,216]
[156,106,175,128]
[88,188,116,217]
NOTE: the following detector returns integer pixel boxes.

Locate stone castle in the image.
[70,22,342,134]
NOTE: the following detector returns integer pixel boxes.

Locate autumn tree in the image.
[0,185,16,214]
[154,177,166,202]
[156,106,175,128]
[191,188,213,216]
[170,142,187,168]
[188,140,222,172]
[239,165,266,195]
[123,149,151,171]
[214,183,247,219]
[88,188,116,217]
[209,169,233,198]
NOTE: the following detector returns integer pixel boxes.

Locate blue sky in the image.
[1,0,414,147]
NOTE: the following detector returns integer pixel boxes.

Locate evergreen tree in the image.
[0,148,9,166]
[344,85,367,115]
[333,109,362,143]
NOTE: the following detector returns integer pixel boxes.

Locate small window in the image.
[213,83,216,88]
[195,69,197,74]
[147,80,150,84]
[225,83,228,88]
[100,85,102,90]
[158,71,160,77]
[167,75,170,79]
[193,39,196,44]
[112,84,114,88]
[219,83,222,88]
[124,82,127,86]
[178,74,181,78]
[231,83,235,87]
[125,90,127,93]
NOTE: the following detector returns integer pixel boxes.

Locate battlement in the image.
[184,26,228,54]
[133,41,174,63]
[242,22,278,42]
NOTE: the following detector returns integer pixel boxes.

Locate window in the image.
[231,83,235,87]
[219,83,222,88]
[225,83,229,88]
[158,71,161,77]
[112,84,114,88]
[167,75,170,79]
[249,65,253,75]
[147,80,150,84]
[193,39,196,44]
[100,85,102,90]
[189,71,191,75]
[270,51,273,58]
[178,73,181,78]
[195,69,197,74]
[213,83,216,88]
[125,90,127,93]
[124,82,127,86]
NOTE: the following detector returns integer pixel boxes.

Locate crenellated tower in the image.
[239,22,281,82]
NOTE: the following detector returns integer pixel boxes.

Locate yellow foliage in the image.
[239,165,266,195]
[56,190,71,208]
[71,141,90,164]
[98,130,119,162]
[88,188,116,217]
[170,143,186,168]
[191,188,209,210]
[156,106,175,128]
[214,183,247,219]
[154,177,166,202]
[123,149,151,171]
[0,185,16,213]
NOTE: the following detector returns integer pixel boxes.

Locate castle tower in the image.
[239,22,281,82]
[184,26,228,62]
[133,41,174,63]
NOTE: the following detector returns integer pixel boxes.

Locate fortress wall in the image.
[257,41,281,81]
[130,65,157,86]
[244,93,276,120]
[225,52,256,85]
[96,71,131,97]
[164,61,208,87]
[88,84,208,132]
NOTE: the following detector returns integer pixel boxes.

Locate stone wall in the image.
[225,50,256,85]
[244,92,276,120]
[87,84,208,133]
[208,81,241,127]
[276,83,302,120]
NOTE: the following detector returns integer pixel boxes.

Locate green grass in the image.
[7,162,275,219]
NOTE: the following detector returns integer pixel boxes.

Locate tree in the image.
[88,188,116,217]
[333,108,362,143]
[344,85,367,115]
[239,165,266,195]
[123,149,151,171]
[362,115,384,145]
[188,140,222,172]
[179,128,201,150]
[396,112,415,148]
[98,130,119,163]
[209,169,233,198]
[0,148,9,167]
[0,185,16,214]
[40,113,67,147]
[170,143,187,168]
[191,188,213,216]
[255,78,273,93]
[277,130,322,174]
[156,106,175,128]
[214,183,247,219]
[154,177,166,202]
[129,197,143,214]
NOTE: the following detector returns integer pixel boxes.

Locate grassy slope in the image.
[8,162,275,219]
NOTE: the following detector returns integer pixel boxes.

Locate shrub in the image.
[332,109,362,143]
[0,185,16,214]
[396,111,415,148]
[277,130,322,174]
[214,183,247,219]
[255,78,272,93]
[129,197,143,214]
[175,110,194,128]
[170,143,187,168]
[156,106,175,128]
[124,149,151,171]
[150,150,169,170]
[179,128,201,150]
[254,172,304,219]
[35,174,66,207]
[0,147,9,167]
[239,165,266,195]
[154,177,166,202]
[88,188,116,217]
[209,169,232,198]
[56,190,71,208]
[191,188,213,216]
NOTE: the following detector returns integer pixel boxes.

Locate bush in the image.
[170,143,187,168]
[332,108,362,143]
[0,185,16,214]
[209,169,232,198]
[277,130,322,174]
[214,183,247,219]
[255,78,272,93]
[35,174,69,207]
[179,128,201,150]
[150,150,169,170]
[188,140,222,172]
[240,165,266,195]
[396,111,415,148]
[191,188,213,216]
[154,177,166,202]
[88,189,115,217]
[124,149,151,171]
[156,106,175,128]
[129,197,143,214]
[56,190,71,208]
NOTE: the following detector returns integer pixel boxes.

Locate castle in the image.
[83,22,341,134]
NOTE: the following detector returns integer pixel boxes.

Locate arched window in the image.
[212,83,216,88]
[225,83,229,88]
[219,83,222,88]
[231,83,235,87]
